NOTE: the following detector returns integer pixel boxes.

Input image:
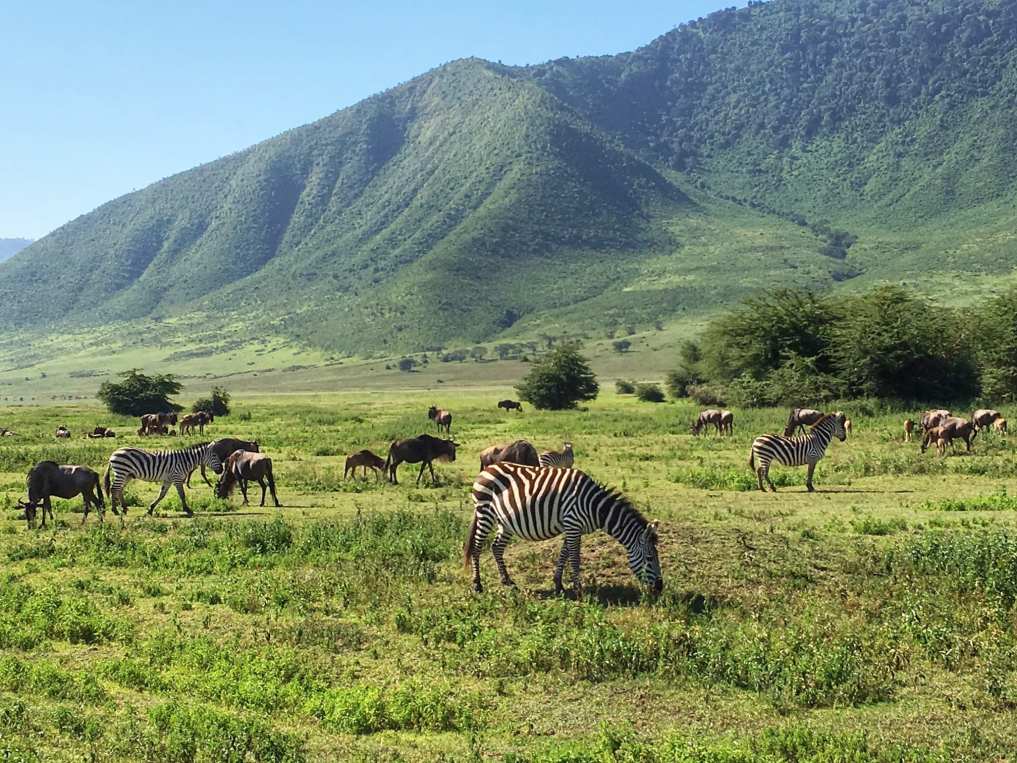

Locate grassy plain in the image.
[1,391,1017,761]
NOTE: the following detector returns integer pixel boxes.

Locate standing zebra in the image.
[465,462,663,595]
[538,442,574,468]
[749,412,847,493]
[104,443,222,521]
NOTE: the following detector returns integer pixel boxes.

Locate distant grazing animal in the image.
[20,462,104,528]
[750,412,848,493]
[139,412,177,436]
[427,406,453,434]
[479,440,539,470]
[344,449,386,480]
[104,442,222,521]
[195,410,214,434]
[920,410,952,432]
[720,410,734,435]
[497,400,523,413]
[385,434,458,485]
[87,426,116,438]
[466,462,663,596]
[0,428,16,437]
[539,442,574,468]
[971,409,1002,432]
[188,438,260,487]
[903,419,915,442]
[783,408,825,437]
[922,416,976,453]
[994,418,1008,435]
[216,450,280,507]
[178,414,200,436]
[55,426,70,439]
[691,409,723,436]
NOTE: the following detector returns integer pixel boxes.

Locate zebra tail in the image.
[748,450,755,471]
[464,513,479,569]
[95,473,105,507]
[103,466,111,497]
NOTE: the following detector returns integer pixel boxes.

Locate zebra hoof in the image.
[500,579,516,588]
[472,582,483,593]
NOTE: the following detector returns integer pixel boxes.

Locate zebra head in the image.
[630,521,663,595]
[832,412,848,441]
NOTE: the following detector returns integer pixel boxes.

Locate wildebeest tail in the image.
[94,471,105,508]
[464,513,479,569]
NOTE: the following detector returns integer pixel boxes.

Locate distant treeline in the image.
[669,286,1017,407]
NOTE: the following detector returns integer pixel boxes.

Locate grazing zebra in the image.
[465,462,663,595]
[104,442,221,521]
[538,442,574,468]
[749,412,847,493]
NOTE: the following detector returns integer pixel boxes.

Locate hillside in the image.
[2,0,1016,378]
[0,238,31,263]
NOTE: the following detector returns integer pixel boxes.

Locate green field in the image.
[1,391,1017,760]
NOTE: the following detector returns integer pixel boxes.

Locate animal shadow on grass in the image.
[530,584,646,607]
[811,488,914,494]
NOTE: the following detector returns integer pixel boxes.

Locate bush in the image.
[665,367,700,399]
[97,369,181,416]
[612,339,631,353]
[516,345,599,410]
[615,380,636,394]
[192,386,231,416]
[397,357,417,372]
[635,383,665,403]
[686,383,726,406]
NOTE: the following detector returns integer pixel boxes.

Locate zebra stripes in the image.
[465,462,663,595]
[104,443,221,521]
[749,412,847,493]
[538,442,574,468]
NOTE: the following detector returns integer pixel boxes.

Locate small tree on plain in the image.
[97,369,182,416]
[612,339,632,353]
[635,383,666,403]
[192,386,231,416]
[516,345,599,410]
[398,357,418,372]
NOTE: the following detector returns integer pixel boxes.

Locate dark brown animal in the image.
[385,434,458,485]
[920,409,952,432]
[216,451,280,507]
[55,426,70,439]
[178,414,200,436]
[139,412,178,436]
[479,440,539,470]
[344,449,386,480]
[497,400,523,413]
[784,408,824,436]
[188,438,260,487]
[922,416,976,453]
[903,418,915,442]
[691,409,722,436]
[972,409,1002,432]
[87,426,116,438]
[427,406,453,434]
[20,461,104,528]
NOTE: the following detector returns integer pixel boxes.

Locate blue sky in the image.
[2,1,736,239]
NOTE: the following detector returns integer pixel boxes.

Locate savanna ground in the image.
[2,391,1017,761]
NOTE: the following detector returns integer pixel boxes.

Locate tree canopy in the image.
[516,346,599,410]
[98,369,182,416]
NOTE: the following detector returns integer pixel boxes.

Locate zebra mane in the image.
[811,414,837,429]
[593,480,648,529]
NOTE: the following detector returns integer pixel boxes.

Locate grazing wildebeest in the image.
[783,408,825,437]
[497,400,523,413]
[216,450,280,507]
[903,419,915,442]
[87,426,116,438]
[195,410,214,434]
[344,449,386,480]
[385,434,458,485]
[972,409,1003,432]
[187,438,260,487]
[427,406,453,434]
[995,418,1008,435]
[479,440,539,470]
[539,442,575,468]
[691,409,723,436]
[178,414,200,436]
[920,409,952,432]
[21,462,104,528]
[55,426,70,439]
[140,412,177,436]
[922,416,976,453]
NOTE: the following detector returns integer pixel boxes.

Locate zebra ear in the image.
[644,521,659,541]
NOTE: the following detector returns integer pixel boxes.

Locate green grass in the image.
[1,391,1017,759]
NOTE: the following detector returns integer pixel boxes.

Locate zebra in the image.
[104,442,222,522]
[749,412,847,493]
[538,441,574,468]
[465,462,663,596]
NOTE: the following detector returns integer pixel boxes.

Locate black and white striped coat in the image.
[104,443,221,520]
[538,442,574,468]
[465,462,663,595]
[749,412,847,493]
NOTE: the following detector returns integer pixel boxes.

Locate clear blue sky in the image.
[2,1,736,239]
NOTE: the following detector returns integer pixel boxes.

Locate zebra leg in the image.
[764,465,778,492]
[148,482,172,515]
[566,530,583,595]
[174,481,192,516]
[469,511,496,593]
[805,462,816,492]
[553,540,569,594]
[756,463,767,493]
[491,528,515,587]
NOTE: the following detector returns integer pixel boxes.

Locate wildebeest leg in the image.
[267,469,280,507]
[257,476,267,507]
[805,462,816,492]
[174,481,192,516]
[491,528,514,586]
[428,460,438,485]
[41,497,53,529]
[416,461,428,486]
[239,478,250,506]
[148,482,172,515]
[80,493,91,524]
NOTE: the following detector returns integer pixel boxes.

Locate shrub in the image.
[97,369,181,416]
[516,345,599,410]
[612,339,631,353]
[397,357,417,372]
[192,386,231,416]
[615,380,636,394]
[665,368,698,398]
[635,383,665,403]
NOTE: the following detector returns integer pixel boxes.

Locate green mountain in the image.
[3,0,1016,359]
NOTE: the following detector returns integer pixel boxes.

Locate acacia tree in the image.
[97,369,182,416]
[516,345,599,410]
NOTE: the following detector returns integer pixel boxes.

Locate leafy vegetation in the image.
[97,369,181,416]
[516,345,599,410]
[191,385,231,416]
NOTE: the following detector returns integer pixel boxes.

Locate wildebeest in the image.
[783,408,824,437]
[216,450,280,507]
[691,409,722,436]
[179,411,213,436]
[903,419,915,442]
[427,406,453,434]
[187,438,260,487]
[995,418,1008,435]
[20,461,104,528]
[479,440,539,470]
[87,426,116,438]
[497,400,523,413]
[344,449,386,480]
[922,416,976,453]
[139,412,177,436]
[920,409,952,432]
[385,434,458,485]
[972,409,1003,432]
[55,426,70,439]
